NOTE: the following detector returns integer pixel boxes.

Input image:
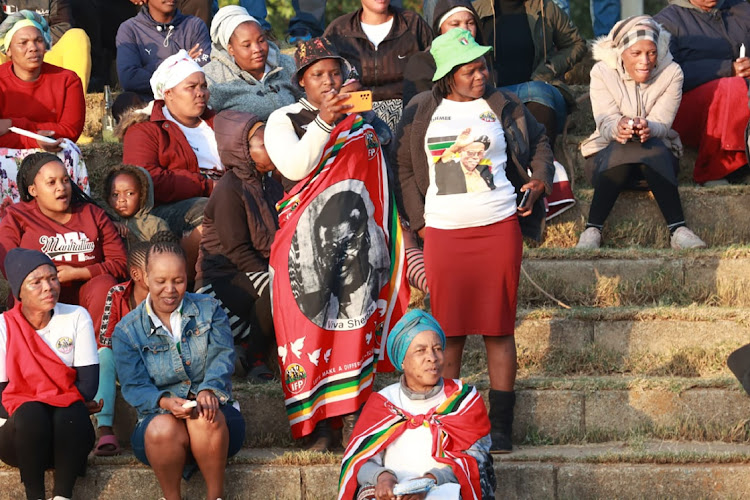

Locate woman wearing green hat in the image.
[392,29,554,454]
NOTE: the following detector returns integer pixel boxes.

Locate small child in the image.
[92,240,151,456]
[104,165,170,249]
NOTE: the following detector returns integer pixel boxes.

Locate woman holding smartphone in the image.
[393,29,554,454]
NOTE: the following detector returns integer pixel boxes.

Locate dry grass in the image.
[269,450,340,466]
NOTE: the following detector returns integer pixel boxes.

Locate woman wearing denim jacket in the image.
[112,241,244,500]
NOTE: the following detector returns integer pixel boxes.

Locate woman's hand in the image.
[0,119,11,136]
[85,399,104,414]
[159,396,195,420]
[188,43,203,61]
[517,179,545,217]
[633,118,651,143]
[56,265,91,283]
[318,90,353,126]
[733,57,750,78]
[196,389,219,423]
[615,116,635,144]
[37,130,63,153]
[374,471,398,500]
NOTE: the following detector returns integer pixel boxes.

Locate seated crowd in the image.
[0,0,743,497]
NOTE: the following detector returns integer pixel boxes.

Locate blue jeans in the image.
[211,0,271,31]
[94,347,117,428]
[288,0,404,36]
[549,0,620,37]
[501,81,567,134]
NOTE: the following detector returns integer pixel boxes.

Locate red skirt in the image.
[423,215,522,337]
[672,77,749,184]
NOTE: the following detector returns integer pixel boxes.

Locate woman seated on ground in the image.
[473,0,586,149]
[654,0,750,186]
[393,29,553,453]
[0,152,128,326]
[204,5,301,121]
[339,309,496,500]
[324,0,432,130]
[195,110,283,382]
[577,16,706,250]
[0,248,100,500]
[0,0,92,93]
[112,241,245,500]
[120,50,222,279]
[0,10,88,214]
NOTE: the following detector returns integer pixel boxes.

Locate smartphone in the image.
[341,90,373,113]
[518,190,531,209]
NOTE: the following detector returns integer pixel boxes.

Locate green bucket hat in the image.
[430,29,492,81]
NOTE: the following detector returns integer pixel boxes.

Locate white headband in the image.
[150,49,204,100]
[437,7,473,32]
[210,5,260,51]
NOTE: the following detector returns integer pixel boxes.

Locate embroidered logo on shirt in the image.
[39,232,96,262]
[56,336,74,354]
[365,129,379,159]
[479,111,498,123]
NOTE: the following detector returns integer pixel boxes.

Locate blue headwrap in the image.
[0,10,52,54]
[387,309,446,371]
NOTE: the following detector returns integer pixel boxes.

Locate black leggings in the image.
[587,163,686,230]
[0,401,95,500]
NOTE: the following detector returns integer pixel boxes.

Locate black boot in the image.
[307,419,333,452]
[342,413,358,449]
[488,389,515,454]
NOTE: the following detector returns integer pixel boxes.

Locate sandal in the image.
[248,360,275,383]
[93,434,121,456]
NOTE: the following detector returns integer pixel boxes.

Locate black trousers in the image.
[0,401,95,500]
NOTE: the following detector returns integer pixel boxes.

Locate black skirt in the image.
[584,139,679,189]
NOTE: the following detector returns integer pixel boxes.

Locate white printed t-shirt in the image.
[0,303,99,383]
[423,97,517,230]
[163,107,223,173]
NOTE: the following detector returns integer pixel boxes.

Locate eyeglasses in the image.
[462,150,484,158]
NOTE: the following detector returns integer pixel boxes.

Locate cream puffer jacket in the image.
[580,23,684,158]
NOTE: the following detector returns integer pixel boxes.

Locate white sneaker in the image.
[576,227,602,249]
[670,227,707,249]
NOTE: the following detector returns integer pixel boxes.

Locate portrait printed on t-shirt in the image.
[429,128,497,195]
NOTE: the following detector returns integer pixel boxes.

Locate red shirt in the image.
[0,62,85,148]
[0,200,127,282]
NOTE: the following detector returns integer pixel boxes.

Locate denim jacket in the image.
[112,292,235,419]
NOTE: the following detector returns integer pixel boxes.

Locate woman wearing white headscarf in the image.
[120,50,221,278]
[204,5,301,120]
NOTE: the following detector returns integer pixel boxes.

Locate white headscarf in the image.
[210,5,260,51]
[149,49,204,100]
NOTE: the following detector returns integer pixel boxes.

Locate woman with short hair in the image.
[112,241,244,500]
[0,248,99,500]
[393,29,554,453]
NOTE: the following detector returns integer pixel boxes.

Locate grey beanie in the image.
[4,248,55,300]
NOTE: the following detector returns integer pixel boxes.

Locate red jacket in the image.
[0,200,127,282]
[0,62,85,148]
[121,100,216,205]
[95,280,134,348]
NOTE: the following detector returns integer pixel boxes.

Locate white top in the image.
[145,294,184,346]
[163,107,223,173]
[265,99,334,181]
[361,18,394,49]
[373,383,456,485]
[0,303,99,383]
[423,98,517,230]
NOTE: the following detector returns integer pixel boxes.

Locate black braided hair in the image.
[150,230,181,245]
[18,152,98,207]
[145,241,186,270]
[127,240,151,272]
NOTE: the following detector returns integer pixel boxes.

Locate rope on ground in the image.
[520,264,571,310]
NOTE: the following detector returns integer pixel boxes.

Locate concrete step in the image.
[106,375,750,452]
[4,442,750,499]
[518,249,750,305]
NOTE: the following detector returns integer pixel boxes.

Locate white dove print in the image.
[277,344,288,364]
[308,348,322,366]
[290,336,306,359]
[324,349,332,364]
[365,332,373,344]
